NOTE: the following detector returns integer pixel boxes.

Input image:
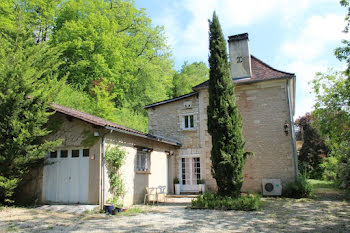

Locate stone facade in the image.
[147,78,296,193]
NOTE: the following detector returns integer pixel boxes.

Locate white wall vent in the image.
[262,179,282,196]
[184,101,192,109]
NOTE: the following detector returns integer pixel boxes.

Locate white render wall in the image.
[104,133,174,207]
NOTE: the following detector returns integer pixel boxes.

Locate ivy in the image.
[47,115,64,133]
[105,146,126,206]
[81,130,100,147]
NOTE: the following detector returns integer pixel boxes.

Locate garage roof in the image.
[51,103,181,146]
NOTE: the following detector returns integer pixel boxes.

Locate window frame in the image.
[182,114,195,130]
[136,150,151,173]
[71,149,80,158]
[60,150,68,158]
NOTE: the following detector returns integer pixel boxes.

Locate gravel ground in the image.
[1,194,349,232]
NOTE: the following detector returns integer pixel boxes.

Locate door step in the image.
[167,194,199,198]
[157,195,197,206]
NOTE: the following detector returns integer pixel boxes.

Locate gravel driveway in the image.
[1,194,349,232]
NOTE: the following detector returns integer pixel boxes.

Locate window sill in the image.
[136,171,151,174]
[182,128,196,131]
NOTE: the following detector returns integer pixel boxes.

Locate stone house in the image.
[25,33,297,207]
[145,33,298,193]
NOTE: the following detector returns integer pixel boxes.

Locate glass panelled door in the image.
[180,157,200,192]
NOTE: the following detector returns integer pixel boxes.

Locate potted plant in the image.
[198,179,205,193]
[174,177,180,195]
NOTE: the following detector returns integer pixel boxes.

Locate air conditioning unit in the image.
[262,179,282,196]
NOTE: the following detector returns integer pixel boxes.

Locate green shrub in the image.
[283,175,312,198]
[320,156,338,181]
[191,192,263,211]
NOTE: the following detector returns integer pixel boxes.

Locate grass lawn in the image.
[308,179,338,189]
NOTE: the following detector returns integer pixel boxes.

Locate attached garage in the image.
[32,103,180,208]
[43,148,90,204]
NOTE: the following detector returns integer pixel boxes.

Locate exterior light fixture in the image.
[284,121,289,136]
[94,131,99,137]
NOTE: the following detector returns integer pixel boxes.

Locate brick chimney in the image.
[228,33,252,79]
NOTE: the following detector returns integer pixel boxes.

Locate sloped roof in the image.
[192,55,295,90]
[144,55,295,109]
[51,103,181,146]
[144,92,198,109]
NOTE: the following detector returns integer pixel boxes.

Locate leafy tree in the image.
[312,71,349,187]
[310,1,350,188]
[51,0,174,111]
[296,113,329,178]
[172,61,209,97]
[0,7,61,204]
[207,12,246,197]
[0,0,60,42]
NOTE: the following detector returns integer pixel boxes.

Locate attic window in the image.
[184,101,192,109]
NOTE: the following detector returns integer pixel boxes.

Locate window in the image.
[193,157,201,184]
[50,151,57,158]
[72,149,79,158]
[183,115,194,129]
[137,150,150,172]
[60,150,68,158]
[83,149,89,157]
[182,158,186,185]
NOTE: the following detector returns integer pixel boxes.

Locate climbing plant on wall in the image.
[105,146,126,205]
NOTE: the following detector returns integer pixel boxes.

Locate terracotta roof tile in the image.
[144,55,295,109]
[192,55,295,89]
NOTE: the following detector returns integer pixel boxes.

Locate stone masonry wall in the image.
[147,79,296,193]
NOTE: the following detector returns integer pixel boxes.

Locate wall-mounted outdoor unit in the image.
[262,179,282,196]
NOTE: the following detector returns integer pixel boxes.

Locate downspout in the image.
[286,78,298,179]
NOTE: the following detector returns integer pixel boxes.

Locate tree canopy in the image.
[172,61,208,97]
[0,0,182,132]
[311,0,350,188]
[296,113,329,178]
[0,4,62,204]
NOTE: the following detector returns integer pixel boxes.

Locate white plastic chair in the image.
[144,187,157,204]
[157,186,167,203]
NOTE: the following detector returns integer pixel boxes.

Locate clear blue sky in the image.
[135,0,349,118]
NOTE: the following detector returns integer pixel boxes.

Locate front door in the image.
[179,157,200,192]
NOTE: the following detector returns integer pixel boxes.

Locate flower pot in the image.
[175,184,180,195]
[104,204,114,215]
[200,184,205,193]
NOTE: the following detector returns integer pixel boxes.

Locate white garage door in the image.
[43,148,90,204]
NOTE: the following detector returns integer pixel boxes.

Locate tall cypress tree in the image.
[207,12,246,197]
